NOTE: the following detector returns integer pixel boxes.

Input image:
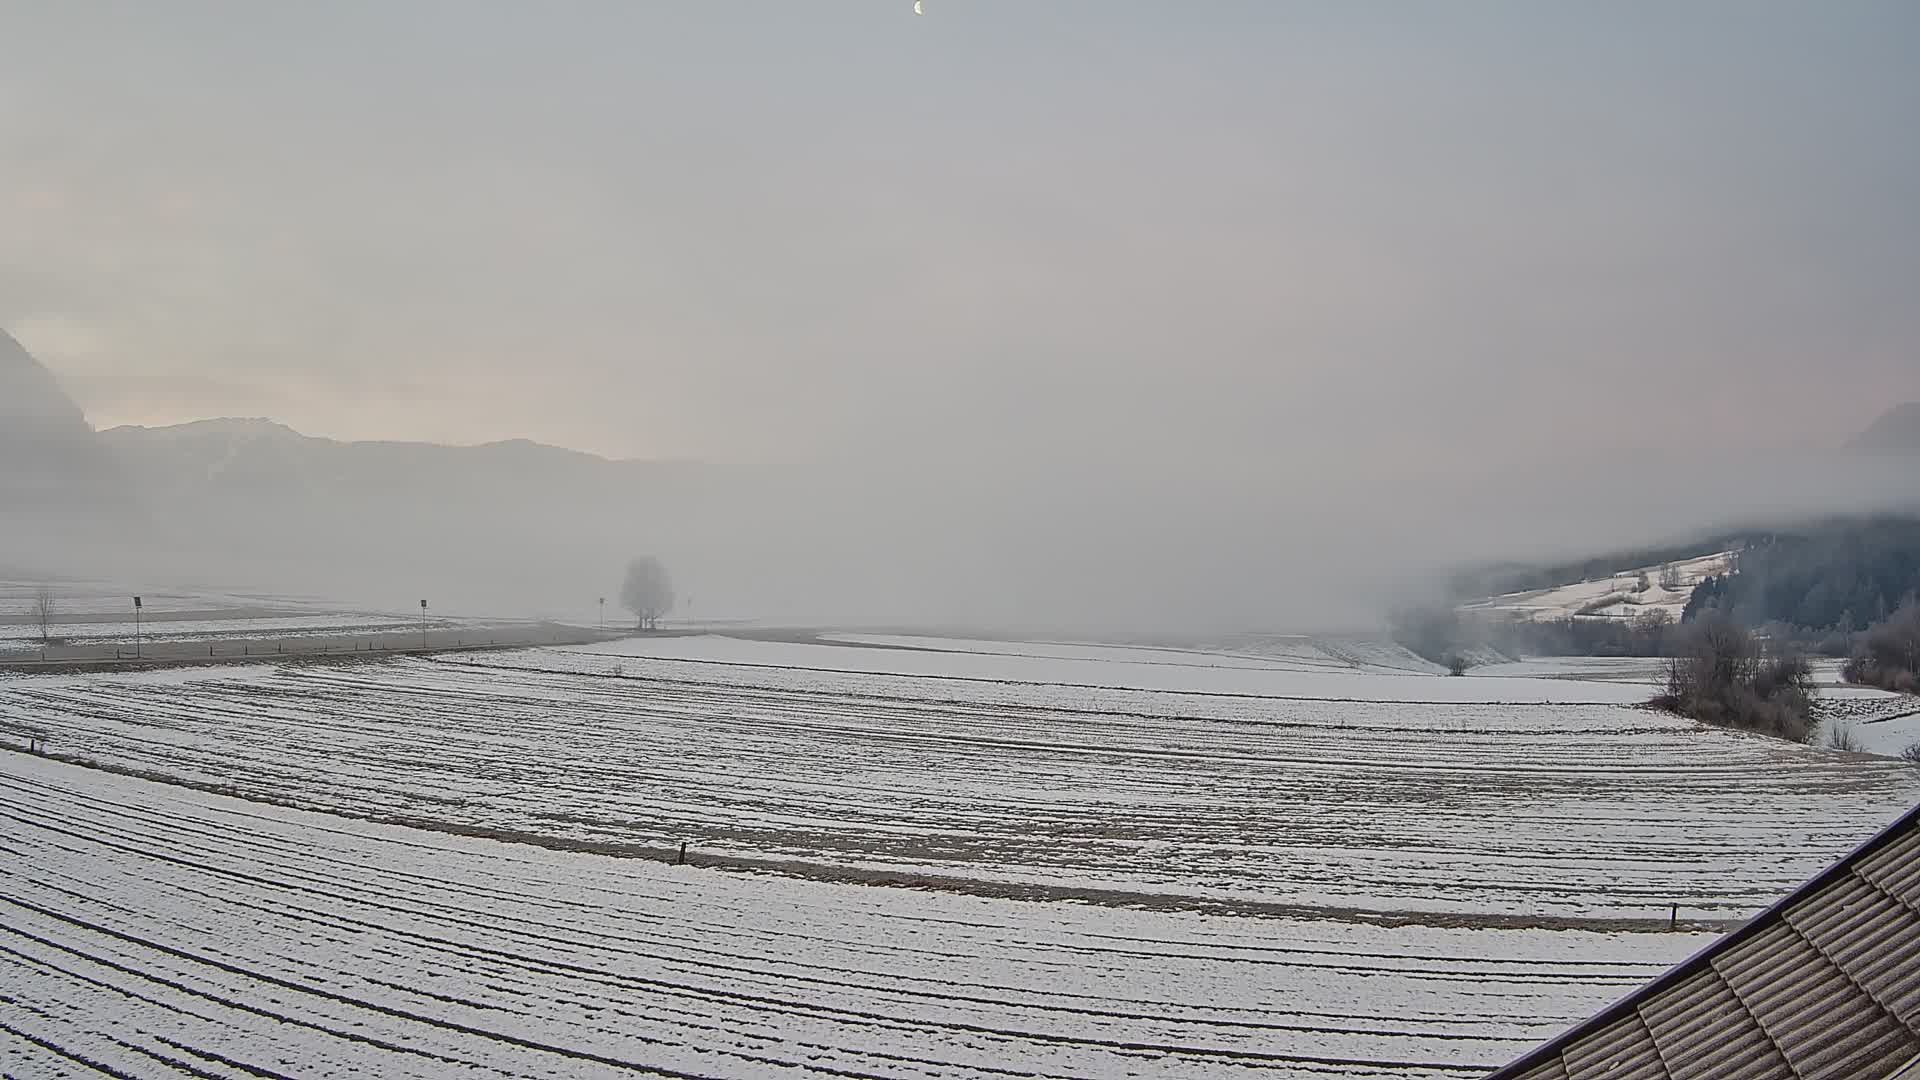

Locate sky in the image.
[4,1,1918,468]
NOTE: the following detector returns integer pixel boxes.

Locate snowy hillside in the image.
[1460,550,1736,624]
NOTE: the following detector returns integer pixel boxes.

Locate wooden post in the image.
[676,841,687,866]
[1669,903,1678,929]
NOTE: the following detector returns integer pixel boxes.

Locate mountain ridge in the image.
[0,329,126,513]
[1849,402,1920,452]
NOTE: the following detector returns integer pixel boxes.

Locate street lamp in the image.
[133,595,143,658]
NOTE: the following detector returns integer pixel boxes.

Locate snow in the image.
[1853,712,1920,758]
[7,637,1914,921]
[0,751,1713,1079]
[563,633,1654,704]
[1461,551,1736,624]
[4,626,1915,1077]
[0,580,482,656]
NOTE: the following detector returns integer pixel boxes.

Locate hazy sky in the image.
[4,2,1917,464]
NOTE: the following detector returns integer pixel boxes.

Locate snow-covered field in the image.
[0,753,1712,1079]
[3,630,1916,1078]
[5,634,1914,920]
[0,581,539,660]
[545,632,1653,704]
[0,581,454,656]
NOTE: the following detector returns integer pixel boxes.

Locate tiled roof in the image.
[1489,803,1920,1080]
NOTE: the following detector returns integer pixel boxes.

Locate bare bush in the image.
[1901,742,1920,765]
[1843,603,1920,694]
[1654,616,1815,742]
[1825,723,1864,752]
[1445,654,1470,677]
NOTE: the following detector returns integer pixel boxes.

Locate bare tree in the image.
[1658,563,1683,591]
[31,585,56,644]
[1655,615,1814,741]
[1843,602,1920,694]
[620,556,674,631]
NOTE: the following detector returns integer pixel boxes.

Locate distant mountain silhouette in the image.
[99,419,721,506]
[0,330,126,515]
[89,415,776,614]
[0,330,89,430]
[1850,403,1920,452]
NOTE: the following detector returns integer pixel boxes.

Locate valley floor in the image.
[3,630,1916,1078]
[1,752,1702,1080]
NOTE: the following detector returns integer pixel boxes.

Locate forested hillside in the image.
[1682,517,1920,632]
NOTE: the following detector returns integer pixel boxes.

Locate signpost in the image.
[133,596,143,659]
[420,599,429,650]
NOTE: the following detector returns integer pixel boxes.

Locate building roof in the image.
[1488,802,1920,1080]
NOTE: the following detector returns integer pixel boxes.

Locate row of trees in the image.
[1391,605,1681,667]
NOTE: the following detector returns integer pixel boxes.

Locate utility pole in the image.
[133,596,143,659]
[420,599,428,650]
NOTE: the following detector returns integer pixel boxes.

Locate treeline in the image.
[1393,607,1678,664]
[1487,611,1675,659]
[1680,516,1920,634]
[1400,515,1920,692]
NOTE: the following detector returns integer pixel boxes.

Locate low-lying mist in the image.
[8,404,1917,635]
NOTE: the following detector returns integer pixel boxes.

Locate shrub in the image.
[1843,603,1920,694]
[1445,654,1470,677]
[1654,616,1815,742]
[1826,723,1864,752]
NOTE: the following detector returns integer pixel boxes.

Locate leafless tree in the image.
[1842,602,1920,694]
[1633,608,1674,634]
[1655,615,1814,741]
[31,585,56,644]
[620,556,674,631]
